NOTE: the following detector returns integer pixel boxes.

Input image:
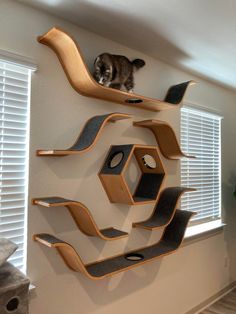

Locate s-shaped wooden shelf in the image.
[38,27,196,112]
[37,112,131,156]
[133,187,195,230]
[34,209,194,280]
[32,197,128,241]
[133,119,196,159]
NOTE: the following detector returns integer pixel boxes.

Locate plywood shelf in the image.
[38,27,196,112]
[34,209,194,280]
[133,187,195,230]
[32,197,128,241]
[99,144,165,205]
[37,112,131,156]
[133,119,196,159]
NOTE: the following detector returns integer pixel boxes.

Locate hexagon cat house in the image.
[99,144,165,205]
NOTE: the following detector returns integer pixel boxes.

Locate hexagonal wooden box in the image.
[99,144,165,205]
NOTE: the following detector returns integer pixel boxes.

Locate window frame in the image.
[0,52,36,272]
[180,104,223,228]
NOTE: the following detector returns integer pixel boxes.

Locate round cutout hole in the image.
[125,253,144,261]
[142,154,157,169]
[6,297,20,312]
[108,151,124,169]
[125,98,143,104]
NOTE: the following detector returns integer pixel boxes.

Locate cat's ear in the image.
[132,59,145,69]
[94,56,100,65]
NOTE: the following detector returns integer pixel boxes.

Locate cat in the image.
[93,53,145,92]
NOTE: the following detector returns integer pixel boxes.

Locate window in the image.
[0,59,33,271]
[181,106,222,225]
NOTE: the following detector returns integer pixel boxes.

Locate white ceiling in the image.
[17,0,236,90]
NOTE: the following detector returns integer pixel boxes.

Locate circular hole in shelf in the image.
[6,297,20,312]
[142,154,157,169]
[108,151,124,169]
[125,98,143,104]
[125,253,144,261]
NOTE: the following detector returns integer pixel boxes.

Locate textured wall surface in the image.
[0,0,236,313]
[0,262,30,314]
[0,238,18,267]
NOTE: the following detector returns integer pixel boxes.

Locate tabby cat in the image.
[93,53,145,92]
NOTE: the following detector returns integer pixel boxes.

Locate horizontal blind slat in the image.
[181,106,221,223]
[0,61,30,270]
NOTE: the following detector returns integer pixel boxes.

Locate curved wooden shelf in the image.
[37,112,131,156]
[34,209,194,280]
[38,27,196,112]
[133,187,195,230]
[133,119,196,159]
[99,144,165,205]
[32,197,128,241]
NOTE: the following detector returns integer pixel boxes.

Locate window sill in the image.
[183,219,225,245]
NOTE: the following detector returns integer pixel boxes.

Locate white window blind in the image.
[181,106,222,224]
[0,60,31,271]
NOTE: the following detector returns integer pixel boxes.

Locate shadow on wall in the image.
[61,0,191,68]
[78,261,162,305]
[222,171,236,280]
[35,237,163,305]
[71,1,234,92]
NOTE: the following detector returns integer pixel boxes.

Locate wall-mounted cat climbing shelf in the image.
[38,27,196,112]
[133,119,195,159]
[32,197,128,241]
[37,112,131,156]
[99,144,165,205]
[34,209,194,280]
[133,187,195,230]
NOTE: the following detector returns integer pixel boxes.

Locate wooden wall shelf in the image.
[38,27,196,112]
[133,187,195,230]
[32,197,128,241]
[99,144,165,205]
[133,119,195,159]
[34,209,194,280]
[37,112,131,156]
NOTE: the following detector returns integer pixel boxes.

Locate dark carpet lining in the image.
[135,187,190,228]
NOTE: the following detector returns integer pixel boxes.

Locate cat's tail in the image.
[132,59,145,70]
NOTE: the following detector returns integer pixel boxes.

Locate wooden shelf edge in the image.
[36,112,131,156]
[38,27,196,112]
[99,144,166,205]
[34,209,194,280]
[133,119,196,160]
[33,197,128,241]
[133,187,196,230]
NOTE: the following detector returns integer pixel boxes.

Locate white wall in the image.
[0,0,236,313]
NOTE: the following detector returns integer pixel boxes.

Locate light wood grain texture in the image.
[133,119,195,159]
[38,27,196,112]
[99,144,165,205]
[37,112,131,156]
[34,209,194,280]
[32,197,128,241]
[200,288,236,314]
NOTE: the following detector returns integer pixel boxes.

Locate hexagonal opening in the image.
[132,146,165,203]
[99,144,165,205]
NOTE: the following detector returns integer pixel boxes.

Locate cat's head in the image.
[93,54,113,86]
[93,56,107,85]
